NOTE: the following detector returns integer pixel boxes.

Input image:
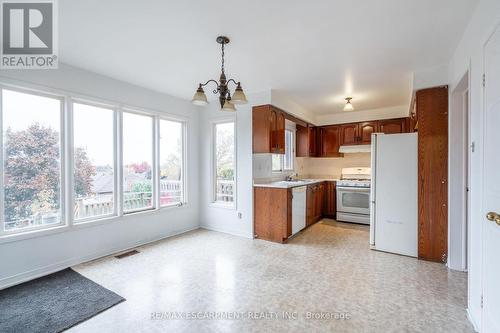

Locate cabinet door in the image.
[378,118,406,134]
[276,110,286,153]
[306,185,315,226]
[296,125,309,157]
[340,123,359,145]
[324,181,336,217]
[359,122,378,144]
[252,105,272,153]
[319,126,342,157]
[316,183,325,221]
[308,126,317,157]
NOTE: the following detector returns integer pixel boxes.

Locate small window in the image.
[2,89,63,232]
[284,129,294,171]
[213,122,235,205]
[272,129,294,173]
[73,103,116,221]
[159,119,184,206]
[122,112,154,213]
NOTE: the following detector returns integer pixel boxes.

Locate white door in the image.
[482,23,500,333]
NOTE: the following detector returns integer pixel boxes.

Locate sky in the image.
[2,89,182,166]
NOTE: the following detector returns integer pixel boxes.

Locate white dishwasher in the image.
[292,186,307,235]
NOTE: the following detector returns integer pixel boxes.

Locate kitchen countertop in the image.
[253,178,339,189]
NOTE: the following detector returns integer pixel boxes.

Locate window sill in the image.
[0,203,190,245]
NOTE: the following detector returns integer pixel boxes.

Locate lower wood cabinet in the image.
[323,181,336,218]
[254,187,292,243]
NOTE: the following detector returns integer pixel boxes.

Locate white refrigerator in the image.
[370,133,418,257]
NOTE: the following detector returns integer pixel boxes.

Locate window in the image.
[214,122,235,205]
[122,112,154,213]
[73,102,115,221]
[2,89,63,232]
[271,129,294,173]
[159,119,184,206]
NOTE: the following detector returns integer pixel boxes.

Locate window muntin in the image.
[73,103,115,221]
[122,112,154,213]
[159,119,184,206]
[214,122,235,205]
[2,89,63,232]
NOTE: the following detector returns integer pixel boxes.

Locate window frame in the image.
[271,128,295,174]
[211,119,236,209]
[70,99,119,224]
[158,116,187,208]
[0,79,190,242]
[121,109,156,214]
[0,85,66,236]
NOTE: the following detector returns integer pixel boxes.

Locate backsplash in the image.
[295,153,371,179]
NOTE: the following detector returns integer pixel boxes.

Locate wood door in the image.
[482,26,500,332]
[306,185,315,226]
[340,123,359,145]
[319,126,342,157]
[324,181,336,217]
[308,126,317,157]
[254,187,289,243]
[378,118,406,134]
[274,110,286,154]
[417,87,448,262]
[252,105,272,153]
[359,122,378,144]
[296,125,309,157]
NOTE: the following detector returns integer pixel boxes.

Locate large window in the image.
[123,112,154,213]
[214,122,235,205]
[272,129,294,172]
[73,102,115,221]
[159,119,184,206]
[2,89,62,232]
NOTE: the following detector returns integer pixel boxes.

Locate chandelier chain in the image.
[221,42,225,74]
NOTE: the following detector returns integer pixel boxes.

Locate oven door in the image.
[336,186,370,215]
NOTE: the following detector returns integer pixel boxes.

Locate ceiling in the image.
[59,0,477,115]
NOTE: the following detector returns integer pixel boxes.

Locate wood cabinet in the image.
[417,86,448,263]
[306,182,325,226]
[340,123,359,145]
[378,118,407,134]
[254,187,292,243]
[296,124,317,157]
[252,105,285,154]
[318,126,342,157]
[323,181,336,218]
[359,121,378,144]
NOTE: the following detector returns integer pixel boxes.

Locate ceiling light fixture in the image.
[344,97,354,111]
[191,36,248,111]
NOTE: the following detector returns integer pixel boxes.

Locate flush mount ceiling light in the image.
[191,36,248,111]
[344,97,354,111]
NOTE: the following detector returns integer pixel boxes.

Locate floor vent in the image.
[114,250,139,259]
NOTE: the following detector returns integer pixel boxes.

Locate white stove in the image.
[336,167,372,224]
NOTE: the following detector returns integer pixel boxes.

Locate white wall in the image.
[199,91,271,239]
[0,64,200,289]
[448,0,500,330]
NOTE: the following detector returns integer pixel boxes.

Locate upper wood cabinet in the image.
[318,126,342,157]
[296,124,317,157]
[252,105,286,154]
[378,118,407,134]
[340,123,359,145]
[359,121,378,144]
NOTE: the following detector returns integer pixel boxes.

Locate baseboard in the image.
[200,225,253,239]
[467,308,479,332]
[0,226,200,290]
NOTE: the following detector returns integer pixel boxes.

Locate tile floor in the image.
[70,220,474,333]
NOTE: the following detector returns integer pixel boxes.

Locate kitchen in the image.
[252,89,447,262]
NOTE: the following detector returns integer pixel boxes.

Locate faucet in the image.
[286,173,298,181]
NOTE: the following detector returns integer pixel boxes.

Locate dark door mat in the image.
[0,268,125,333]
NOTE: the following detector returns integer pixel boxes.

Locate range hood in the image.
[339,144,371,154]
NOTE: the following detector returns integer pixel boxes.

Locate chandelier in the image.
[191,36,247,111]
